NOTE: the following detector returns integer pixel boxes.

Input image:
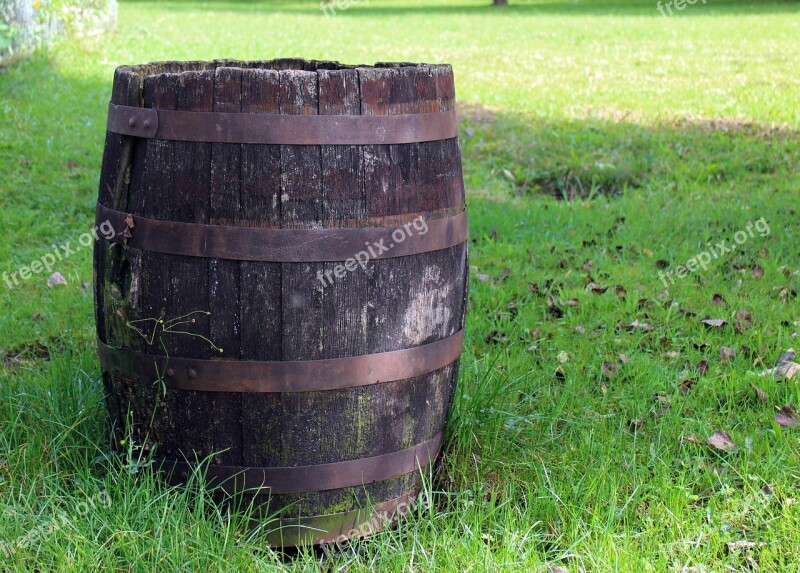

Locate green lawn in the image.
[2,0,800,570]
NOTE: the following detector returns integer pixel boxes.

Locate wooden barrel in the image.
[93,59,467,547]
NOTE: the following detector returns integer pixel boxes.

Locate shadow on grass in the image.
[457,102,800,201]
[120,0,800,18]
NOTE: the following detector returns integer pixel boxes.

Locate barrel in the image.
[93,59,468,547]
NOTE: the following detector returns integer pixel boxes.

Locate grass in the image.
[1,0,800,570]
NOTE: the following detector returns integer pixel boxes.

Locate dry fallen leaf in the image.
[702,318,727,329]
[707,431,737,452]
[627,419,644,432]
[697,359,709,375]
[720,346,736,361]
[557,351,570,364]
[655,259,669,269]
[619,353,630,364]
[615,285,627,298]
[618,320,655,332]
[588,283,609,295]
[750,382,768,405]
[602,362,620,380]
[683,434,702,445]
[477,274,489,282]
[752,265,764,279]
[775,405,799,428]
[759,361,800,381]
[46,272,67,288]
[679,379,696,395]
[775,349,796,367]
[735,310,753,333]
[712,294,727,306]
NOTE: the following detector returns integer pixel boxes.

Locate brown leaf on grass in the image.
[477,274,489,282]
[637,298,654,310]
[615,285,627,298]
[720,346,736,361]
[31,312,41,320]
[735,310,753,333]
[702,318,727,329]
[619,353,630,364]
[574,326,586,334]
[697,359,709,375]
[707,431,737,451]
[602,362,620,380]
[679,379,696,394]
[750,382,768,405]
[528,282,539,294]
[124,214,135,229]
[548,566,569,573]
[561,298,580,307]
[683,434,702,445]
[775,405,799,428]
[618,320,655,332]
[752,265,764,279]
[546,296,564,319]
[627,419,644,432]
[655,259,669,269]
[775,349,796,367]
[712,294,727,306]
[588,283,609,295]
[582,259,594,272]
[759,361,800,381]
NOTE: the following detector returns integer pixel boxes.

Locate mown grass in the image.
[1,0,799,571]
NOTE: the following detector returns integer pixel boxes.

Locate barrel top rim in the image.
[115,59,454,79]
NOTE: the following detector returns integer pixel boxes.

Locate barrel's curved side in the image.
[94,61,467,546]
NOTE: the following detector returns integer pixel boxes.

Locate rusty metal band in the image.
[264,491,417,547]
[158,432,442,494]
[107,103,459,145]
[97,329,463,393]
[96,203,467,262]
